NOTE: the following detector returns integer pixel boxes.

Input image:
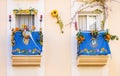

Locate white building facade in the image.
[0,0,120,76]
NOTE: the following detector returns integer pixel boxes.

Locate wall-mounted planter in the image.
[12,55,41,66]
[11,31,43,66]
[76,31,110,66]
[77,55,108,66]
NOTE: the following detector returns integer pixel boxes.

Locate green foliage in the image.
[111,35,119,40]
[76,31,82,37]
[93,9,103,13]
[104,29,119,42]
[81,0,106,4]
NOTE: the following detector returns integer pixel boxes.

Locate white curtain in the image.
[78,15,87,31]
[78,15,101,31]
[15,15,34,30]
[87,15,96,31]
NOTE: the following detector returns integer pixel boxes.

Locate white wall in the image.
[108,1,120,76]
[0,0,7,76]
[44,0,71,76]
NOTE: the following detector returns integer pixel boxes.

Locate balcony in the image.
[76,31,110,66]
[11,31,43,66]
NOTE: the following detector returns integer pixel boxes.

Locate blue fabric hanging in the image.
[77,31,111,56]
[12,31,43,55]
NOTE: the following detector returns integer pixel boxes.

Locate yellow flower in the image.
[13,11,17,14]
[51,10,58,17]
[21,50,25,53]
[32,25,36,30]
[101,48,105,51]
[20,10,22,13]
[90,50,93,52]
[15,27,20,31]
[34,10,38,14]
[25,10,30,14]
[19,10,22,14]
[84,48,88,52]
[16,48,20,52]
[22,24,27,29]
[24,34,30,39]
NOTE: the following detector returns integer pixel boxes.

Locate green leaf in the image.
[116,36,119,40]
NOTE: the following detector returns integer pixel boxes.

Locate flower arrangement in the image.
[13,8,38,14]
[11,24,43,46]
[79,48,108,55]
[12,48,41,55]
[90,30,99,38]
[11,28,16,46]
[22,24,27,29]
[11,25,31,45]
[76,31,85,44]
[51,10,64,33]
[103,30,119,42]
[39,28,43,45]
[32,25,36,31]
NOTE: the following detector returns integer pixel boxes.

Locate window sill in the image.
[77,55,108,66]
[12,55,41,66]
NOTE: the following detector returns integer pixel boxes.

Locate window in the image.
[15,14,35,30]
[78,14,101,31]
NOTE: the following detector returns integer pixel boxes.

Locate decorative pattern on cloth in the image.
[77,31,111,56]
[12,31,43,55]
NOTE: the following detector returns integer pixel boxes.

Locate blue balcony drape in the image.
[12,31,43,55]
[77,31,111,56]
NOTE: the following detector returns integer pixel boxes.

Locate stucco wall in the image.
[108,1,120,76]
[44,0,71,76]
[0,0,120,76]
[0,0,7,76]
